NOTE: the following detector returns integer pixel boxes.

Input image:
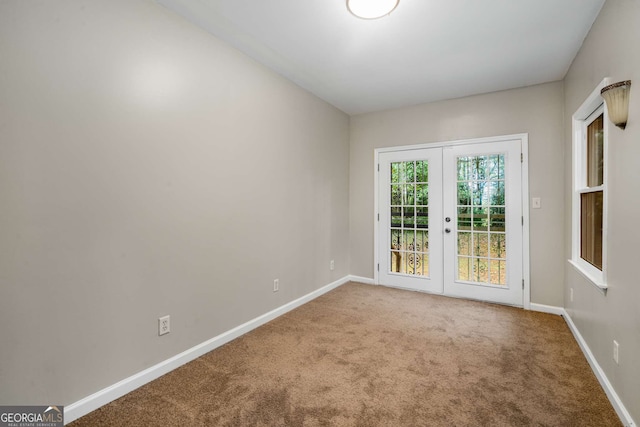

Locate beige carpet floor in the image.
[69,282,621,426]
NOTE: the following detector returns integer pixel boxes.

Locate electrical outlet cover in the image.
[159,315,170,336]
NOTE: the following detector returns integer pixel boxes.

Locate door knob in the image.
[445,217,451,222]
[445,228,451,233]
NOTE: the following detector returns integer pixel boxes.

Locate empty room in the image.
[0,0,638,426]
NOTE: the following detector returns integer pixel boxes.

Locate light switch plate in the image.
[532,197,541,209]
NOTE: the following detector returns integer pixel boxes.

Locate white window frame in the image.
[570,78,609,292]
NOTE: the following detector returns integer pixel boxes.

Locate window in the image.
[580,110,604,270]
[571,80,609,290]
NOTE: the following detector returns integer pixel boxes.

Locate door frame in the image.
[373,133,531,309]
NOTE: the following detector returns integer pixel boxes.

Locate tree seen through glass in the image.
[456,155,507,285]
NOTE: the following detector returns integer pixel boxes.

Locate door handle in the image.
[445,228,451,233]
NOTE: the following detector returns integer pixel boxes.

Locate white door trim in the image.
[374,133,530,309]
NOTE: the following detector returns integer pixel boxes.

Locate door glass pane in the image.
[490,233,506,259]
[403,207,415,227]
[457,207,471,230]
[457,182,471,205]
[407,253,419,274]
[456,154,507,286]
[389,160,430,277]
[458,232,471,255]
[403,185,415,206]
[390,229,401,250]
[416,207,429,229]
[488,155,503,180]
[490,182,505,205]
[474,232,489,257]
[416,230,428,253]
[397,162,406,183]
[472,207,489,231]
[391,207,402,228]
[405,162,415,183]
[404,230,415,251]
[458,257,471,281]
[421,254,429,276]
[490,260,507,285]
[472,258,489,282]
[391,251,403,273]
[471,157,487,180]
[416,161,428,183]
[391,185,401,205]
[391,162,400,183]
[416,184,428,205]
[472,182,484,206]
[489,207,505,231]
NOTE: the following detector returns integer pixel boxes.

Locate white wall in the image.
[349,82,565,306]
[0,0,350,405]
[563,0,640,422]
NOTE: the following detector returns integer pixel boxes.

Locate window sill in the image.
[568,259,607,295]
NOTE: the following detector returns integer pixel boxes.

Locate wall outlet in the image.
[330,260,335,271]
[570,288,574,302]
[158,315,170,336]
[613,340,619,365]
[273,279,279,292]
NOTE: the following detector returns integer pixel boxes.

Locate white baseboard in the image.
[347,275,375,285]
[562,309,636,427]
[65,279,635,427]
[64,275,351,424]
[529,303,564,316]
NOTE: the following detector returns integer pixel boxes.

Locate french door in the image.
[377,138,524,307]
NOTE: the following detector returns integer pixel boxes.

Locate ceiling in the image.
[157,0,605,115]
